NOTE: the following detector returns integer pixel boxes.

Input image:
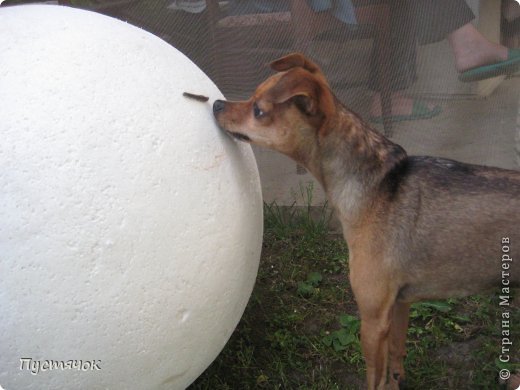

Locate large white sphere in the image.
[0,5,262,390]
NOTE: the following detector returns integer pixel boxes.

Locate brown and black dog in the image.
[212,53,520,389]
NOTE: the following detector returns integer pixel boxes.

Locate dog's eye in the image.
[253,103,265,118]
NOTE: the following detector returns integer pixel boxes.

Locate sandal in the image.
[458,48,520,82]
[370,100,442,124]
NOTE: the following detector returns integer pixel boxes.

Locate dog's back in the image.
[380,156,520,301]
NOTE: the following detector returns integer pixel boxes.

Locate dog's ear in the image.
[270,53,319,73]
[267,69,319,115]
[270,53,329,87]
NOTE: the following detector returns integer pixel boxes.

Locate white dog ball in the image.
[0,5,263,390]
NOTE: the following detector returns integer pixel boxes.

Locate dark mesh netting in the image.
[4,0,517,205]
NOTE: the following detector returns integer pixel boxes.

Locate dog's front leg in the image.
[388,301,411,389]
[359,311,392,389]
[352,278,396,389]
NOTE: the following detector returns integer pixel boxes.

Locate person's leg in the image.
[371,0,513,119]
[415,0,513,78]
[369,0,439,119]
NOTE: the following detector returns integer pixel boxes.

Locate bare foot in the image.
[370,92,437,118]
[449,23,508,72]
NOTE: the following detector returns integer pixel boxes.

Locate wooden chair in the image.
[206,0,393,135]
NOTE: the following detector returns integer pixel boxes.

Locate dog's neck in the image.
[315,105,407,225]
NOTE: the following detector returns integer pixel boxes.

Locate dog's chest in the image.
[326,174,365,219]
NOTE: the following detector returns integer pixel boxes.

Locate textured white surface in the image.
[0,5,262,390]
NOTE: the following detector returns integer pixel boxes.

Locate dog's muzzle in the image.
[212,100,251,142]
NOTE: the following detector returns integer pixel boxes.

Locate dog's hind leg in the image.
[388,302,411,389]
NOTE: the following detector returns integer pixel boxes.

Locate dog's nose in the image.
[213,100,226,114]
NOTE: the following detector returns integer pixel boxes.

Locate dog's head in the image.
[213,53,336,159]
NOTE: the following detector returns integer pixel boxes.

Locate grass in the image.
[189,195,519,389]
